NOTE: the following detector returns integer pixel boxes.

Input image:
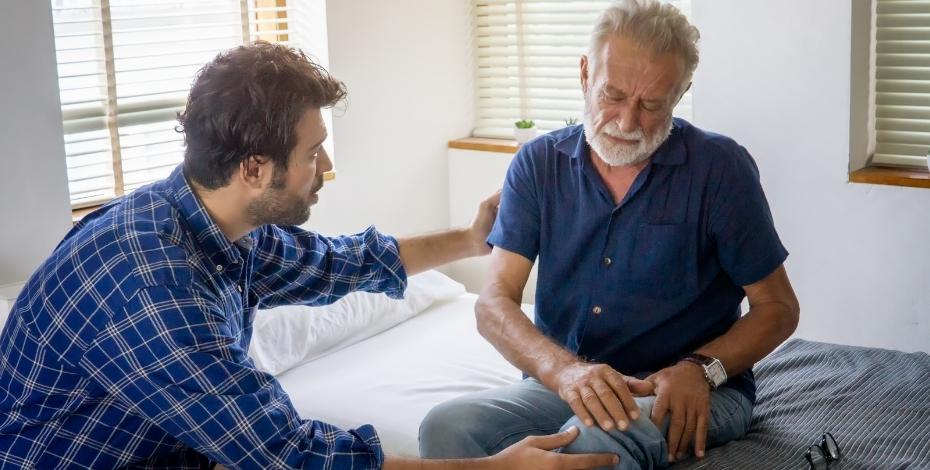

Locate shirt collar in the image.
[555,118,687,166]
[163,165,245,272]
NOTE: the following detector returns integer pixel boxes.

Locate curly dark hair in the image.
[177,41,346,189]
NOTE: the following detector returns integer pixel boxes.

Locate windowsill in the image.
[848,166,930,189]
[448,137,520,154]
[71,170,337,223]
[448,141,930,191]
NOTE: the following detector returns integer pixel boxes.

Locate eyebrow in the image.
[604,85,626,97]
[308,135,327,154]
[605,85,666,105]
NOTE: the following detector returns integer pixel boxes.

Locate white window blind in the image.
[51,0,292,208]
[872,0,930,168]
[471,0,692,139]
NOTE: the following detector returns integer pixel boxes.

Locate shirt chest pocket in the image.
[629,223,692,297]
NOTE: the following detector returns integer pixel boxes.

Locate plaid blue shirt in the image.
[0,166,407,469]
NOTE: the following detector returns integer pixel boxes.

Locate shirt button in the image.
[215,265,224,272]
[592,305,603,315]
[236,285,243,293]
[603,257,612,267]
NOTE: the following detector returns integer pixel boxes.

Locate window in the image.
[51,0,320,209]
[870,0,930,168]
[470,0,692,140]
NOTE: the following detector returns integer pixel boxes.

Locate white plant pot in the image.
[514,127,537,144]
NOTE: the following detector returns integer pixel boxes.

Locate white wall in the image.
[305,0,475,237]
[0,0,474,284]
[0,0,72,287]
[447,149,538,303]
[691,0,930,352]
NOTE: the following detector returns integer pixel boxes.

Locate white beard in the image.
[583,109,674,167]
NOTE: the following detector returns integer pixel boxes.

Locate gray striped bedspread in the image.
[674,339,930,470]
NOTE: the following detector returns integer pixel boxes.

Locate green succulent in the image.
[514,119,535,129]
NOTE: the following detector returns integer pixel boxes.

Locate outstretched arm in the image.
[383,426,619,470]
[396,190,500,276]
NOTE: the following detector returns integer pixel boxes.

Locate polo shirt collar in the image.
[556,119,687,166]
[163,165,245,272]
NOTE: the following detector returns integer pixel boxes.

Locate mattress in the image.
[674,339,930,469]
[275,293,525,457]
[277,296,930,467]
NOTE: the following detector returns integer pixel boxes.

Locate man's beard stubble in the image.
[583,103,674,167]
[246,171,319,227]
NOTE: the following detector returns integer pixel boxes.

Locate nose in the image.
[317,147,334,174]
[615,102,641,135]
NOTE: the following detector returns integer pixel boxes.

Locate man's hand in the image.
[489,426,619,470]
[383,427,616,470]
[395,189,500,275]
[467,189,501,256]
[551,362,654,432]
[646,362,711,462]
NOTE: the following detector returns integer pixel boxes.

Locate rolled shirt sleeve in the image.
[79,285,384,469]
[487,147,542,262]
[251,225,408,309]
[706,141,788,286]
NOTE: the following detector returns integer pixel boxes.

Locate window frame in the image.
[849,0,930,188]
[51,0,298,212]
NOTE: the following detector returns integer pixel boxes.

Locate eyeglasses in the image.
[804,432,842,470]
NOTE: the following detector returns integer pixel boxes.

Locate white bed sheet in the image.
[275,293,529,457]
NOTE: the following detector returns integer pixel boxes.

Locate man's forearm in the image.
[384,455,492,470]
[695,300,799,377]
[396,229,482,276]
[475,287,579,389]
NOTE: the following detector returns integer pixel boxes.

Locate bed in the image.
[676,339,930,469]
[274,292,526,457]
[260,274,930,468]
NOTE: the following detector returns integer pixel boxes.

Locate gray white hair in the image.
[588,0,700,86]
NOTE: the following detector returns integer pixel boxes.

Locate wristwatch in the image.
[679,353,727,390]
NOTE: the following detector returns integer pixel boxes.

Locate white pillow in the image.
[249,270,467,376]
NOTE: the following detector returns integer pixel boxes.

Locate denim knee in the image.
[419,397,493,459]
[558,399,668,470]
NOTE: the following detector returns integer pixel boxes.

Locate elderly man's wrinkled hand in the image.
[646,362,711,463]
[554,362,654,433]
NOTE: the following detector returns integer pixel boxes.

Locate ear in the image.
[238,155,275,191]
[674,81,692,106]
[580,55,590,94]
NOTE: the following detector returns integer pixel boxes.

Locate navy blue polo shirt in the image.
[488,119,788,403]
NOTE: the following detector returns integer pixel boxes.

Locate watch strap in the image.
[681,353,713,365]
[678,353,723,390]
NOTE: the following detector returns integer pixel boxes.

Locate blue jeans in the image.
[419,378,752,470]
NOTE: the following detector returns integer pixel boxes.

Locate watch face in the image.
[706,359,727,386]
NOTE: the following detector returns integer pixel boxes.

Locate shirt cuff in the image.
[353,424,386,468]
[364,226,408,299]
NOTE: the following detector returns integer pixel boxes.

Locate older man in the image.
[0,43,619,470]
[419,1,800,469]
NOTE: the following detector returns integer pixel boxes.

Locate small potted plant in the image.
[514,119,536,144]
[564,117,579,127]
